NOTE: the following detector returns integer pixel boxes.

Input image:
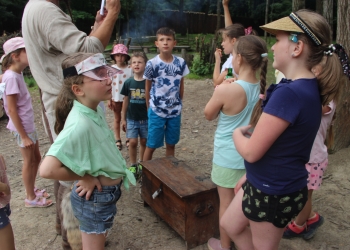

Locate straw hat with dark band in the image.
[260,12,321,46]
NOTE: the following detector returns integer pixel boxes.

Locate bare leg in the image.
[139,138,147,162]
[295,189,314,225]
[221,188,253,250]
[30,141,41,189]
[217,186,235,249]
[128,138,138,164]
[81,232,106,250]
[165,143,175,157]
[19,146,36,200]
[113,102,123,142]
[250,220,284,250]
[143,147,155,161]
[0,223,15,250]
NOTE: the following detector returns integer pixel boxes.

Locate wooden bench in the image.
[128,45,156,53]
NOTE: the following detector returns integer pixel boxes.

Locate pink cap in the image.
[0,37,25,63]
[110,44,130,61]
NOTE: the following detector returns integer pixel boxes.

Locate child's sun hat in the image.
[260,12,321,46]
[110,44,131,61]
[0,37,25,63]
[63,53,123,80]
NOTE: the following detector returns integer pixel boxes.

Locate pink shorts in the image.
[306,159,328,190]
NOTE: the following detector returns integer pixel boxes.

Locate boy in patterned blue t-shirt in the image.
[143,27,190,160]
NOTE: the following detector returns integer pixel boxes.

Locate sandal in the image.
[34,187,50,198]
[125,140,130,150]
[116,140,122,150]
[25,197,53,208]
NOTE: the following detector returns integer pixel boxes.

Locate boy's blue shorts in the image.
[146,108,181,149]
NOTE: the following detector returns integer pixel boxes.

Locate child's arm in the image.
[40,155,102,200]
[222,0,233,27]
[6,94,33,148]
[204,86,225,120]
[121,96,129,132]
[233,113,289,163]
[180,78,185,100]
[213,49,228,87]
[145,79,152,109]
[0,181,10,196]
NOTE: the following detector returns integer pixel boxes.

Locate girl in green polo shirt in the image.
[40,53,136,249]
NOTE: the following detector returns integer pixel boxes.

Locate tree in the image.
[323,0,333,37]
[332,0,350,151]
[264,0,269,40]
[315,0,322,14]
[292,0,305,11]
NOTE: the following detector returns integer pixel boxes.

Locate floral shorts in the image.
[0,204,11,229]
[11,130,38,148]
[306,159,328,190]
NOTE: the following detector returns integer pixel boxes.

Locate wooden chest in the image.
[141,157,219,249]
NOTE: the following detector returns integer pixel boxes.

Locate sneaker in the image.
[207,238,231,250]
[283,221,307,239]
[128,164,142,180]
[303,213,324,240]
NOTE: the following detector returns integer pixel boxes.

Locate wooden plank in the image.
[142,168,186,238]
[140,157,216,198]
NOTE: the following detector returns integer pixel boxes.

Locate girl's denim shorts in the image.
[71,182,122,234]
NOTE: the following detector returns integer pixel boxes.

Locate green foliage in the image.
[190,55,213,76]
[24,76,37,89]
[71,10,94,21]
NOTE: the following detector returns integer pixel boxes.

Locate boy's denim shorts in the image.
[126,119,148,139]
[71,182,122,234]
[0,204,11,229]
[146,108,181,149]
[11,130,38,148]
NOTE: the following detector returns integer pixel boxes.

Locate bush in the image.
[24,76,37,89]
[190,55,213,76]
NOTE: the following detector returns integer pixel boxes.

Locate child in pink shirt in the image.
[1,37,52,208]
[0,154,15,250]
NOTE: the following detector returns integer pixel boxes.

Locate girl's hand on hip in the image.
[22,137,34,148]
[76,175,102,200]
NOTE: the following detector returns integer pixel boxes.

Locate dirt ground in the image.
[1,79,350,250]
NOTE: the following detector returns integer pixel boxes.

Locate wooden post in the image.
[143,47,150,53]
[332,0,350,152]
[126,38,131,49]
[181,49,187,59]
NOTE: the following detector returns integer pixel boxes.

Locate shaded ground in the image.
[0,79,350,250]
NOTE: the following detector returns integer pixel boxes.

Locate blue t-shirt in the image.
[245,78,322,195]
[143,55,190,118]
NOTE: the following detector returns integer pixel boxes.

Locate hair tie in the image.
[261,53,268,58]
[259,94,265,100]
[245,26,252,35]
[325,44,350,80]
